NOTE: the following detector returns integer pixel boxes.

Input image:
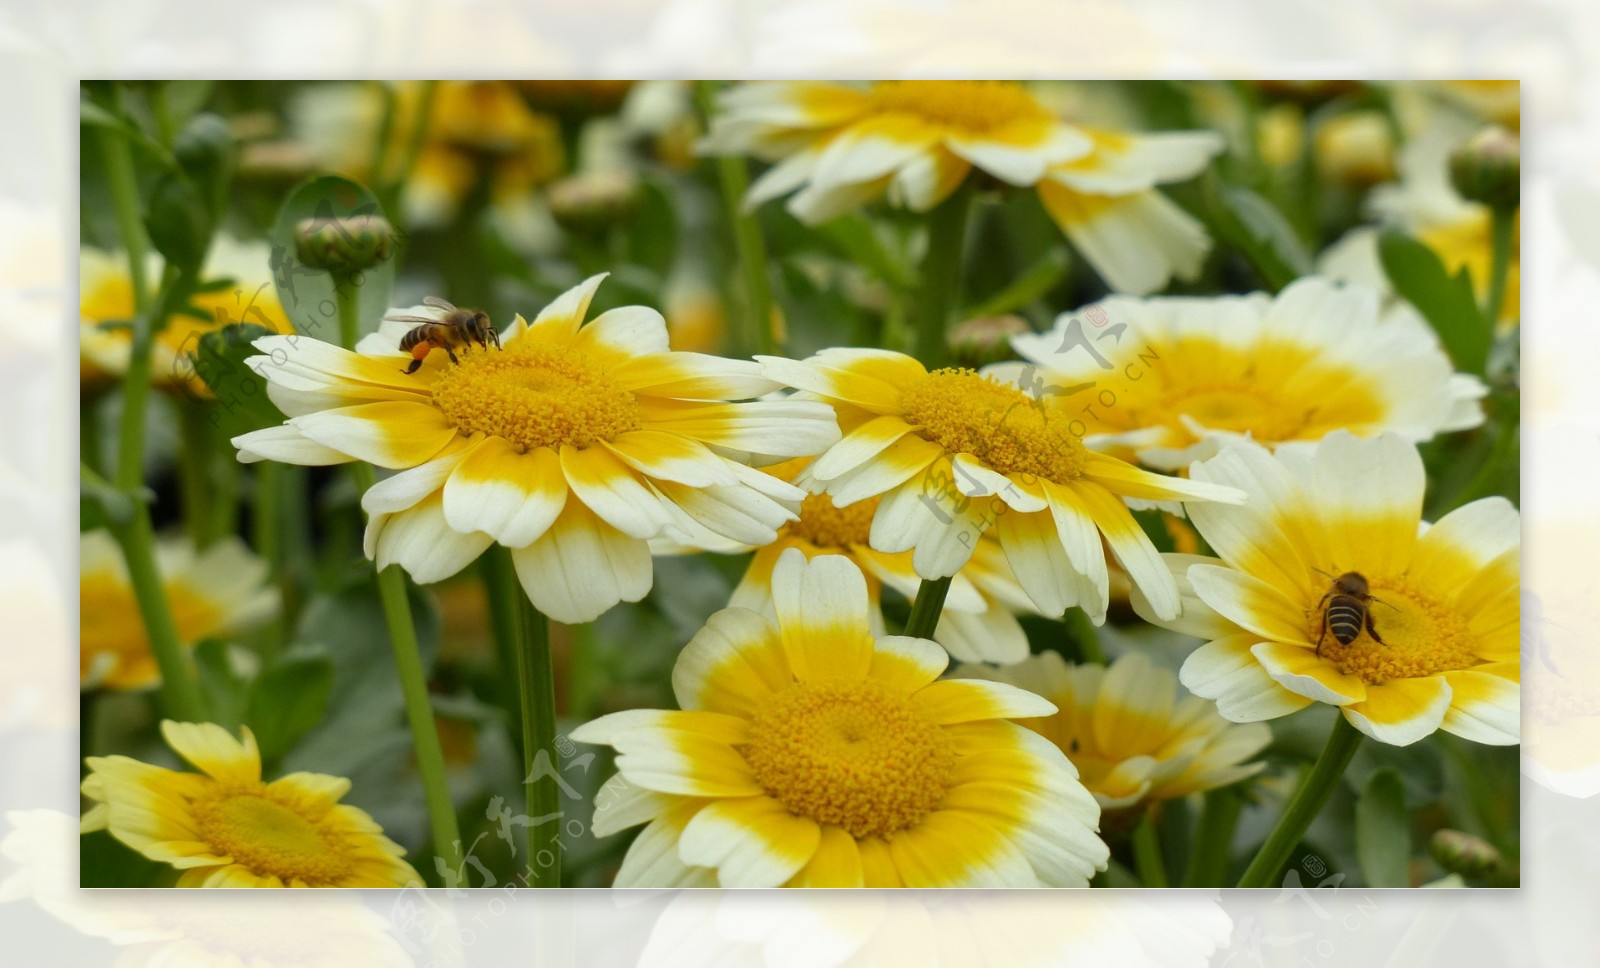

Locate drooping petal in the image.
[442,438,568,548]
[510,503,652,624]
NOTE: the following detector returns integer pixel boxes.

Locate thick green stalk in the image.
[913,183,975,367]
[98,119,150,312]
[1237,715,1363,887]
[335,277,464,887]
[1184,786,1245,887]
[904,575,954,641]
[1063,606,1106,665]
[482,547,528,758]
[1132,810,1169,887]
[1483,205,1516,328]
[113,512,206,722]
[516,596,561,888]
[696,81,777,356]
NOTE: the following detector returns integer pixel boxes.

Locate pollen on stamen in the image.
[742,677,955,840]
[899,368,1089,484]
[1313,580,1480,683]
[429,342,641,452]
[867,80,1050,134]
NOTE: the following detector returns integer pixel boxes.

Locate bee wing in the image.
[384,315,442,324]
[423,296,458,311]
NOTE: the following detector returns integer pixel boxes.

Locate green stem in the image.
[913,183,975,367]
[98,117,151,313]
[252,463,288,659]
[177,405,215,547]
[1184,786,1245,887]
[1483,205,1516,328]
[1132,810,1168,887]
[334,276,463,887]
[1063,607,1106,665]
[1237,715,1363,888]
[110,512,206,722]
[482,547,528,760]
[696,81,777,357]
[904,575,953,641]
[515,595,561,888]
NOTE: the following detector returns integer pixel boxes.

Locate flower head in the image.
[703,80,1223,295]
[81,721,421,887]
[956,651,1270,812]
[759,347,1243,624]
[1008,277,1486,471]
[1135,432,1519,747]
[80,531,277,691]
[663,456,1039,664]
[233,275,839,623]
[79,237,294,395]
[571,550,1108,887]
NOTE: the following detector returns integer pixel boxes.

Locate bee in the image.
[1313,570,1394,657]
[387,297,500,374]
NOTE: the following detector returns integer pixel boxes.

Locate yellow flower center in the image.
[787,493,880,549]
[867,80,1049,133]
[743,678,954,839]
[1310,577,1479,683]
[1157,384,1311,441]
[430,342,641,452]
[80,574,222,688]
[900,368,1088,483]
[192,791,353,885]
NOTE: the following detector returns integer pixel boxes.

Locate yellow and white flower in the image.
[571,550,1108,887]
[80,531,277,691]
[232,275,839,624]
[80,236,295,394]
[1006,277,1486,471]
[1320,123,1520,328]
[758,347,1244,624]
[703,80,1223,295]
[1133,432,1518,747]
[81,721,421,887]
[663,456,1038,664]
[956,651,1270,812]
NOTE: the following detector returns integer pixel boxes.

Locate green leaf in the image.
[194,638,248,731]
[1378,230,1490,373]
[1202,174,1312,291]
[965,247,1070,318]
[1346,735,1445,808]
[186,322,285,435]
[145,171,212,276]
[79,96,178,170]
[269,175,400,343]
[244,647,335,766]
[1355,767,1411,887]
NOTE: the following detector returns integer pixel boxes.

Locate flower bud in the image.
[547,169,642,234]
[1430,828,1503,879]
[1449,126,1520,210]
[949,314,1030,368]
[1314,111,1395,186]
[294,213,396,275]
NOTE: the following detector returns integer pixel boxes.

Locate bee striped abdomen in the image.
[1326,598,1364,644]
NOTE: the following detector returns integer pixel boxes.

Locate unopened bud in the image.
[1430,828,1503,879]
[294,213,396,275]
[1449,126,1520,210]
[949,314,1031,368]
[1314,111,1395,186]
[547,169,642,234]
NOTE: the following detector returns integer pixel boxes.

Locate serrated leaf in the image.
[1355,767,1411,887]
[269,175,399,344]
[245,647,335,766]
[1378,230,1490,374]
[186,322,285,436]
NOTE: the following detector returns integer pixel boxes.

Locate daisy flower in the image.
[81,721,421,887]
[79,237,295,395]
[1006,277,1486,471]
[702,80,1223,295]
[231,275,839,624]
[662,457,1039,664]
[80,531,277,691]
[758,347,1244,624]
[1132,432,1518,747]
[571,550,1108,887]
[956,651,1270,813]
[1320,123,1520,328]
